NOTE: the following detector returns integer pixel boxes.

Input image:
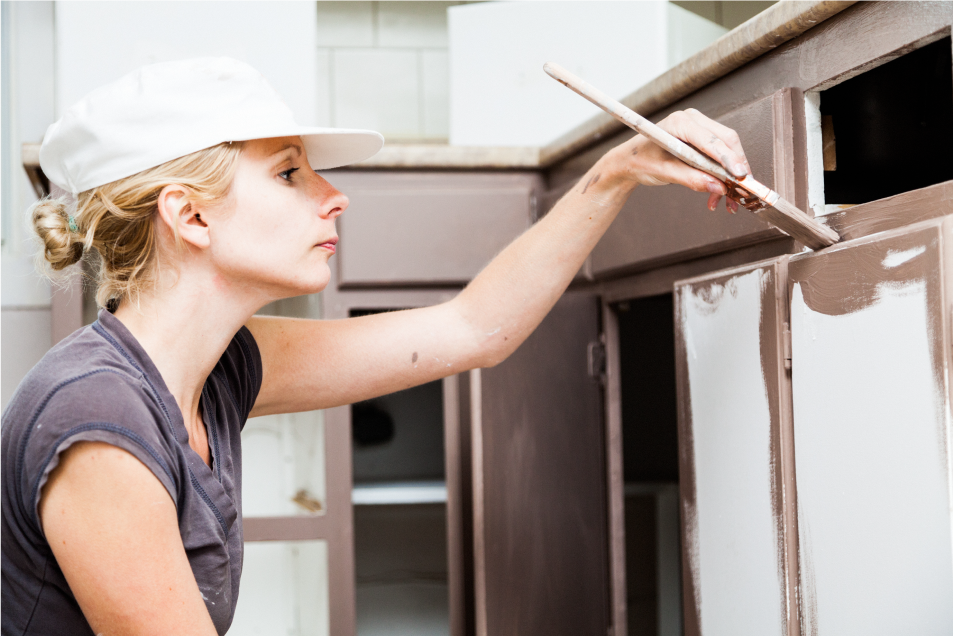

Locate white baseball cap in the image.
[39,57,385,194]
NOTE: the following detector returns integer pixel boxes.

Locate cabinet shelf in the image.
[352,480,447,505]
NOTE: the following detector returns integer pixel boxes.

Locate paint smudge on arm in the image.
[581,173,601,194]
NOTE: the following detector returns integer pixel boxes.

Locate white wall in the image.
[55,2,319,122]
[1,1,56,408]
[448,1,726,147]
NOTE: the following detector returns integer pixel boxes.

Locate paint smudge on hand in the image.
[412,352,418,363]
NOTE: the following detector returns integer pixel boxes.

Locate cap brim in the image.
[288,127,385,170]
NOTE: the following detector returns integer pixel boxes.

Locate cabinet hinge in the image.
[588,336,607,384]
[783,322,792,370]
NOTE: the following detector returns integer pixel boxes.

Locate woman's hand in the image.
[603,108,751,213]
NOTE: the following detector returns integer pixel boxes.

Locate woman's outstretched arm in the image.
[248,109,750,416]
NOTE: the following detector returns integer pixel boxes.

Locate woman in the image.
[1,57,749,635]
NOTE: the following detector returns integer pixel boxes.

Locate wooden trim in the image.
[773,257,801,636]
[601,301,627,636]
[242,515,327,542]
[469,368,487,636]
[598,237,796,303]
[22,142,49,198]
[324,404,357,636]
[51,263,84,343]
[444,374,466,636]
[820,180,953,243]
[672,284,701,636]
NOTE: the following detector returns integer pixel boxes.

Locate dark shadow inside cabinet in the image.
[821,36,953,205]
[350,310,449,636]
[617,294,682,636]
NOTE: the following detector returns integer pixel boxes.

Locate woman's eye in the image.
[279,167,300,181]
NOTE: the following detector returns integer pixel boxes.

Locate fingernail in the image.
[706,180,722,194]
[733,163,747,177]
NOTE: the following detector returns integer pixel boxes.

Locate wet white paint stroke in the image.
[882,245,926,268]
[681,269,783,634]
[791,280,953,633]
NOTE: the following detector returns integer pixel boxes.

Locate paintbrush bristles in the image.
[758,196,840,250]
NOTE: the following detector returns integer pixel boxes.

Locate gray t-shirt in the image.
[1,309,262,635]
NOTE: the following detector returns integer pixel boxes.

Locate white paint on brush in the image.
[680,269,784,634]
[882,245,926,268]
[791,279,953,633]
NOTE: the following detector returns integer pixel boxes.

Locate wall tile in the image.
[377,1,454,48]
[421,50,449,140]
[315,48,333,126]
[333,49,420,140]
[316,1,374,48]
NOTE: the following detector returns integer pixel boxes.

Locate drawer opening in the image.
[807,35,953,215]
[616,294,683,636]
[349,309,449,636]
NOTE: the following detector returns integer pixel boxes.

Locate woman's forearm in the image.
[453,151,636,367]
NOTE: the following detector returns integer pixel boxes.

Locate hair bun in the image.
[31,197,84,271]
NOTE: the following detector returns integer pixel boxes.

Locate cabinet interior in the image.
[349,309,450,636]
[616,294,682,636]
[818,35,953,207]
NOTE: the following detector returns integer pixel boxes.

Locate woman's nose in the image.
[324,191,348,219]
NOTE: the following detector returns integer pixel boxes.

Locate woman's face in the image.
[206,136,347,303]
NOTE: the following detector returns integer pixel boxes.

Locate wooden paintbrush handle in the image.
[543,62,736,182]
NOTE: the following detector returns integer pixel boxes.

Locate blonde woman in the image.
[1,57,749,635]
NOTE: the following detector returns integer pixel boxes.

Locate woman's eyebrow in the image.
[271,144,303,158]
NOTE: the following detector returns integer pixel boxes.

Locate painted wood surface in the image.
[674,259,796,636]
[472,292,608,636]
[789,220,953,634]
[322,172,540,287]
[590,91,786,279]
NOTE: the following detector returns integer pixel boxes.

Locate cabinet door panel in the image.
[674,259,797,636]
[324,172,540,287]
[472,292,608,636]
[789,220,953,634]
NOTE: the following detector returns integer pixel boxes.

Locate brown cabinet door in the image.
[673,257,799,636]
[469,292,610,636]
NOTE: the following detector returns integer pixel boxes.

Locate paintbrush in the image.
[543,62,839,250]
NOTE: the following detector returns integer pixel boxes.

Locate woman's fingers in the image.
[662,109,750,178]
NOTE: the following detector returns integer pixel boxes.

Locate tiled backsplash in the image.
[315,1,462,142]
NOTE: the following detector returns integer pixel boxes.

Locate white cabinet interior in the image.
[351,359,450,636]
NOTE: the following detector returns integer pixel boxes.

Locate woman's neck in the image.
[112,273,265,445]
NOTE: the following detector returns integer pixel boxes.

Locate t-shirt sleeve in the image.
[20,371,180,531]
[217,326,263,423]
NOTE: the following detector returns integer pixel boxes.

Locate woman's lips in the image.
[317,237,338,253]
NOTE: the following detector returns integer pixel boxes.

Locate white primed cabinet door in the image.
[789,219,953,635]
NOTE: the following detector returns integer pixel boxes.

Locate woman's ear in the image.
[155,185,210,250]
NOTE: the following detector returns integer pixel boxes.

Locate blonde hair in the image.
[31,142,244,310]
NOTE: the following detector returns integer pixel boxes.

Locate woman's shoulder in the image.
[2,322,183,519]
[3,321,155,428]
